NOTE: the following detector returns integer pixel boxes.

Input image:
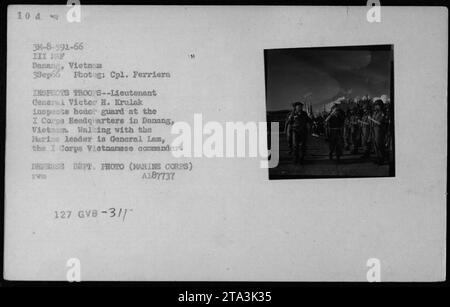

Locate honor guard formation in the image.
[284,95,393,166]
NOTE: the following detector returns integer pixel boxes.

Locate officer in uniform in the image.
[368,99,387,164]
[285,101,312,164]
[358,104,372,158]
[325,104,345,162]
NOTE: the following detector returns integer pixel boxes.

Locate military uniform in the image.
[326,108,345,160]
[370,107,387,164]
[343,114,352,150]
[286,105,312,164]
[349,112,361,154]
[359,109,372,158]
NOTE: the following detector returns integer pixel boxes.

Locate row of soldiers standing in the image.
[285,99,392,165]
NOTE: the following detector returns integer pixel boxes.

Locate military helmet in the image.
[373,99,384,108]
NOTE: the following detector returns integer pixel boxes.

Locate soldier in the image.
[284,102,296,155]
[358,104,372,158]
[325,104,345,162]
[368,100,387,164]
[285,101,312,164]
[343,110,352,151]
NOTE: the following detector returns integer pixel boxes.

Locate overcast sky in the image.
[265,46,393,111]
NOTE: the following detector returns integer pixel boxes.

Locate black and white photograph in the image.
[265,45,395,179]
[1,1,447,295]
